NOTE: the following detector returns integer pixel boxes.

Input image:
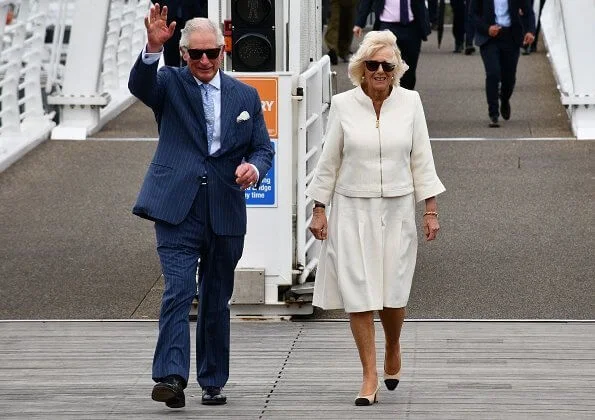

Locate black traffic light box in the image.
[231,0,275,72]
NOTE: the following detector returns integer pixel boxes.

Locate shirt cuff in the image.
[142,44,163,65]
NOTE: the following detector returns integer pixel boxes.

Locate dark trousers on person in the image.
[427,0,438,25]
[451,0,475,48]
[152,185,244,388]
[479,30,520,119]
[465,0,476,48]
[532,0,546,51]
[451,0,466,47]
[325,0,358,60]
[378,21,422,90]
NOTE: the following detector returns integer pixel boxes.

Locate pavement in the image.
[2,320,594,419]
[0,33,593,321]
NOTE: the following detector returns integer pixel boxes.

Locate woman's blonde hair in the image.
[348,30,409,86]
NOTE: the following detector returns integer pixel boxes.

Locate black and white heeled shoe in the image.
[354,381,381,406]
[383,369,401,391]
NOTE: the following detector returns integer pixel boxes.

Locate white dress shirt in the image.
[379,0,414,23]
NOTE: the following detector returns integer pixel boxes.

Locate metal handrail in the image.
[296,54,331,284]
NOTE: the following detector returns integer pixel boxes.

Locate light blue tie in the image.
[201,83,215,154]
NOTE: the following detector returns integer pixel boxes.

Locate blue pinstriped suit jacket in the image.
[128,55,274,235]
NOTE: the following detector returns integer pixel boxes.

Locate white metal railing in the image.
[541,0,595,139]
[44,0,74,95]
[0,0,150,172]
[0,0,55,172]
[0,0,52,132]
[49,0,149,140]
[296,54,332,284]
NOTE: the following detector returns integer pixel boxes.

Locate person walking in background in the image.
[427,0,438,29]
[129,4,274,409]
[306,30,445,406]
[325,0,359,65]
[451,0,476,54]
[464,0,477,54]
[322,0,330,28]
[470,0,535,127]
[353,0,431,90]
[150,0,204,66]
[523,0,546,55]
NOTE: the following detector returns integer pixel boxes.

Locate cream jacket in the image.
[305,86,445,204]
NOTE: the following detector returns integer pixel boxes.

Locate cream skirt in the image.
[312,192,418,313]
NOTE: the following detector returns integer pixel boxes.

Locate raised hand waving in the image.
[144,3,176,53]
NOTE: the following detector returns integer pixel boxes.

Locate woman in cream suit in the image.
[306,30,445,406]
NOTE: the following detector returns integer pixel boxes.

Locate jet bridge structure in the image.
[1,0,593,316]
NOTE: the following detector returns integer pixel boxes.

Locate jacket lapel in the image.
[179,67,209,152]
[218,72,238,154]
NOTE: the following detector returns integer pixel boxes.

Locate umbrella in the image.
[437,0,446,48]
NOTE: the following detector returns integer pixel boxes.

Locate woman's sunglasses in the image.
[364,60,396,72]
[186,47,222,60]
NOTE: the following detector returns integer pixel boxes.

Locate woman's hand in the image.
[423,197,440,241]
[145,3,176,52]
[423,214,440,241]
[309,207,328,240]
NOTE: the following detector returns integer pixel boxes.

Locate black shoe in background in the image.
[522,46,531,55]
[202,386,227,405]
[500,100,511,120]
[464,46,476,55]
[453,43,463,53]
[152,375,186,408]
[489,117,500,128]
[328,49,338,65]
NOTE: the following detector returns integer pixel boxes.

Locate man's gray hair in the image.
[179,17,224,49]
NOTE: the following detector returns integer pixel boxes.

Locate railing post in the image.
[542,0,595,139]
[295,55,331,285]
[49,0,111,140]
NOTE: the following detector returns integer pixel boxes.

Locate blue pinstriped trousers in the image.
[152,184,244,388]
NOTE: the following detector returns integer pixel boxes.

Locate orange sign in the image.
[237,77,278,138]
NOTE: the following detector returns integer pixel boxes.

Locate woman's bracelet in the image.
[423,211,438,217]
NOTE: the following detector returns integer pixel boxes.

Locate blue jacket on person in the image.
[128,54,274,236]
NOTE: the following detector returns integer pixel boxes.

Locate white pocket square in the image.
[236,111,250,123]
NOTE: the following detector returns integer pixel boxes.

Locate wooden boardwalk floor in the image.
[0,321,593,419]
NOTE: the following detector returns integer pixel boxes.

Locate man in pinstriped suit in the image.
[128,3,274,408]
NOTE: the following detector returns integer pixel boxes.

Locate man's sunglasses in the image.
[186,47,222,60]
[364,60,396,72]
